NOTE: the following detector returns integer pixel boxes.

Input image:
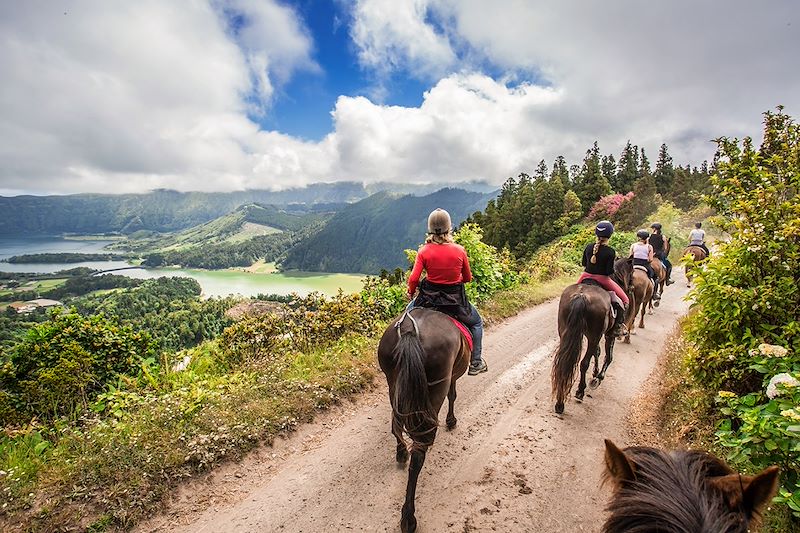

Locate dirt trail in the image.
[137,272,690,533]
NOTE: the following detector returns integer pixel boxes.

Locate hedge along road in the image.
[137,270,691,533]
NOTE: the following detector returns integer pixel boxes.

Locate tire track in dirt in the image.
[137,272,690,533]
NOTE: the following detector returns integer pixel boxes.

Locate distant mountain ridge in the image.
[280,188,496,274]
[0,181,496,236]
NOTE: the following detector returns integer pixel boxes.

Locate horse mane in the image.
[604,447,750,533]
[613,257,633,291]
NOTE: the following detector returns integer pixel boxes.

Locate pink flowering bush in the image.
[587,192,634,220]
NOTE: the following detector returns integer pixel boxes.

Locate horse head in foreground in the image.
[603,439,779,533]
[551,258,633,414]
[377,308,471,533]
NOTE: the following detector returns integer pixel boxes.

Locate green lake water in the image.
[0,237,366,298]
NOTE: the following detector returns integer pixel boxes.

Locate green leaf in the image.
[34,440,50,455]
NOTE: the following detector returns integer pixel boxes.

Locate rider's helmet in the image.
[650,222,662,231]
[636,229,650,240]
[595,220,614,238]
[427,208,452,235]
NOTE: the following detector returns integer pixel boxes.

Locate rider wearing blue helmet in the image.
[578,220,629,335]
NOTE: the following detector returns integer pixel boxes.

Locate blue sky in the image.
[0,1,798,194]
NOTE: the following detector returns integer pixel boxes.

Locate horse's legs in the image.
[445,381,457,430]
[639,299,647,328]
[400,442,430,533]
[596,334,615,382]
[591,344,601,378]
[575,342,595,401]
[392,411,409,463]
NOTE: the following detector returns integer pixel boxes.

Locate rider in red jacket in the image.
[407,209,487,375]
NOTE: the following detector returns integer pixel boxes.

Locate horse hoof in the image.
[589,377,600,389]
[654,301,660,308]
[401,515,417,533]
[446,418,457,430]
[555,402,564,414]
[575,391,585,401]
[396,448,409,463]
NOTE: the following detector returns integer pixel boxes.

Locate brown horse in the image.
[622,268,654,343]
[551,258,633,414]
[684,245,707,287]
[377,308,471,533]
[603,440,779,532]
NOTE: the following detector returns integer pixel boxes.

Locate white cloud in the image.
[0,0,317,193]
[349,0,455,91]
[348,0,800,166]
[1,1,799,195]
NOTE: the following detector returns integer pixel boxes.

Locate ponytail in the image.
[590,237,609,264]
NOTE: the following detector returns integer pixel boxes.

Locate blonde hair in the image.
[426,232,454,244]
[591,237,609,264]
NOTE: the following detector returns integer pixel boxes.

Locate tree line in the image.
[467,141,711,259]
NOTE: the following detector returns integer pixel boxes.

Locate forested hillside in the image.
[468,141,711,259]
[280,188,495,273]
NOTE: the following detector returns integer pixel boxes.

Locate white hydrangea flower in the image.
[758,343,789,358]
[766,373,800,399]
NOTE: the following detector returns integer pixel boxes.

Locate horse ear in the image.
[742,466,780,516]
[604,439,636,485]
[710,466,779,515]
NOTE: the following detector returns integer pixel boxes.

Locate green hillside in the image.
[280,188,496,274]
[120,203,324,253]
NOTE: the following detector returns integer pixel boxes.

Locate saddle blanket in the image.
[448,317,473,352]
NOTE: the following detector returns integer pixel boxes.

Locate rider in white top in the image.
[689,222,710,256]
[630,229,660,299]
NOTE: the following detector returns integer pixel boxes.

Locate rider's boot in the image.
[665,264,674,285]
[611,302,627,336]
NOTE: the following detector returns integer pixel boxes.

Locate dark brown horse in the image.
[603,440,779,532]
[551,258,633,414]
[377,308,471,533]
[622,268,654,343]
[684,245,707,287]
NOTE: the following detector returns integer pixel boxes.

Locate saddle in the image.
[579,278,621,317]
[447,316,473,352]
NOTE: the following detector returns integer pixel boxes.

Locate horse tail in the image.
[392,327,437,441]
[551,293,587,405]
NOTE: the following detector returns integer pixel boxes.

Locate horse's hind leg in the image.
[446,382,457,430]
[392,411,409,463]
[575,343,595,401]
[401,442,430,533]
[595,334,615,383]
[639,300,647,328]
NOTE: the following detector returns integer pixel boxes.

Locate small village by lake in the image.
[0,236,366,299]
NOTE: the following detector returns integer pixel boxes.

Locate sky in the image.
[1,0,798,196]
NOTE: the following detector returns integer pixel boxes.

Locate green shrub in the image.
[1,311,156,422]
[685,108,800,525]
[686,108,800,392]
[716,344,800,518]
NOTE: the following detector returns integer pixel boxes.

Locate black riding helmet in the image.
[650,222,662,231]
[636,229,650,240]
[595,220,614,238]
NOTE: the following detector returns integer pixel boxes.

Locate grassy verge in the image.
[479,275,572,325]
[636,321,795,531]
[0,329,381,532]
